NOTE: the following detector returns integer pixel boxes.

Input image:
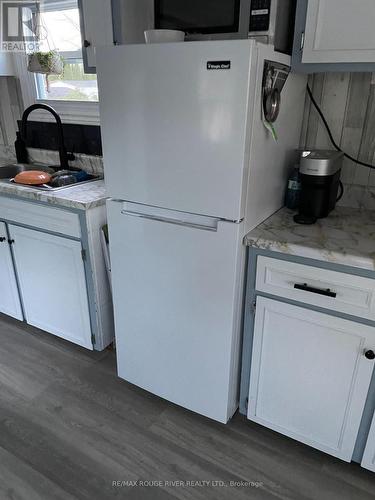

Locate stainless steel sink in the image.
[0,163,103,191]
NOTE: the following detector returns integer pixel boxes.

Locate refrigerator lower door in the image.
[107,200,244,423]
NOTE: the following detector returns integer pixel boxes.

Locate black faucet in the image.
[19,103,74,170]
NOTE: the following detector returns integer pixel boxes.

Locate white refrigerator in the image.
[97,40,306,423]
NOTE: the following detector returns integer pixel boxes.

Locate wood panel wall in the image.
[0,76,23,147]
[300,73,375,188]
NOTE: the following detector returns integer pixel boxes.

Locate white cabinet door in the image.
[302,0,375,64]
[362,412,375,472]
[9,225,92,350]
[113,0,154,44]
[79,0,113,72]
[0,222,22,320]
[248,297,375,461]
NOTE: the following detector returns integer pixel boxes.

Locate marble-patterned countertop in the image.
[245,207,375,271]
[0,180,107,210]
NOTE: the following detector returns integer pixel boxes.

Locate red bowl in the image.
[14,170,52,185]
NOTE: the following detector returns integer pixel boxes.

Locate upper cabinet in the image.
[78,0,114,73]
[78,0,154,73]
[303,0,375,64]
[292,0,375,72]
[111,0,154,45]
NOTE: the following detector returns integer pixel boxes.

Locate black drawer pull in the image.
[294,283,337,298]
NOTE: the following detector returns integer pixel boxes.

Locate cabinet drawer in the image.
[256,256,375,321]
[0,197,81,239]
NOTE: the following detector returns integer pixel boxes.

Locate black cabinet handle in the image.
[365,350,375,360]
[83,39,91,48]
[294,283,337,298]
[8,239,14,245]
[0,236,6,243]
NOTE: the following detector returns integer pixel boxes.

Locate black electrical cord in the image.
[306,84,375,170]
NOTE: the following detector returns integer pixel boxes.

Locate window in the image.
[15,0,100,124]
[35,5,98,102]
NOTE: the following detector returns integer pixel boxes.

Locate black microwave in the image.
[154,0,297,54]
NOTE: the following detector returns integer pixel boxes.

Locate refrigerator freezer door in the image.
[107,200,244,423]
[97,41,256,221]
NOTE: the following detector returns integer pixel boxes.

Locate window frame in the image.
[14,0,100,125]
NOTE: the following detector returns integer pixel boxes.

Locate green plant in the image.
[36,51,51,68]
[28,50,64,75]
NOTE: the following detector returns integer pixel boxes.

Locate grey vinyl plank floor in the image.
[0,314,374,500]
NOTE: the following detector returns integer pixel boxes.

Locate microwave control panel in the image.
[249,0,271,32]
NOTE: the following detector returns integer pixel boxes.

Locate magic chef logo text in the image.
[207,61,231,70]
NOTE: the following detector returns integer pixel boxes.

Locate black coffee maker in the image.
[294,150,344,225]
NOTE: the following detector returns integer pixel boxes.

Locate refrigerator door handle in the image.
[121,210,219,232]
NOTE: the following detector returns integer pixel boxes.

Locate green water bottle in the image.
[285,166,301,210]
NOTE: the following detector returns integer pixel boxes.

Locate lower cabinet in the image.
[362,413,375,472]
[248,297,375,462]
[0,222,23,320]
[8,225,93,350]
